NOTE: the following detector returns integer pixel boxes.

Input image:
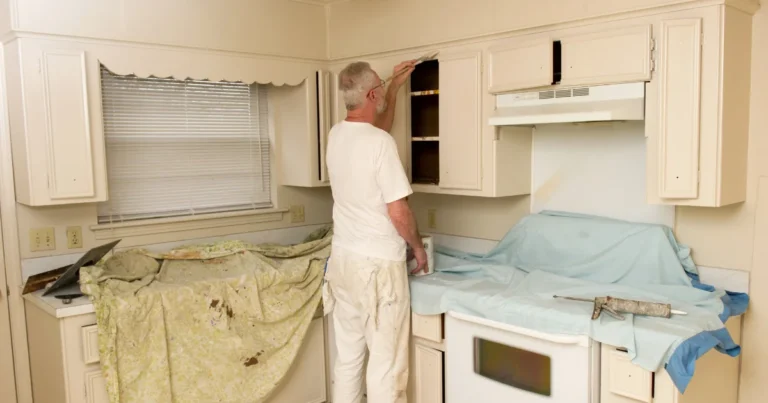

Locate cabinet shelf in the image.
[411,90,439,96]
[409,60,440,185]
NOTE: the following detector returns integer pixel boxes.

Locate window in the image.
[97,65,272,224]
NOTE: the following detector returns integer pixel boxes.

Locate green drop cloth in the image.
[79,226,332,403]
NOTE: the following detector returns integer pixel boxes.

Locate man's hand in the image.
[410,246,429,275]
[390,60,416,89]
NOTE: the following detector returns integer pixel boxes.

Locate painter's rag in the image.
[409,211,747,393]
[80,226,332,403]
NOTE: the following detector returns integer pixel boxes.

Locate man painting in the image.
[323,60,429,403]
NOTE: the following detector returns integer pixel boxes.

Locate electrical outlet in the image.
[290,205,305,223]
[427,209,437,229]
[29,227,56,252]
[66,226,83,249]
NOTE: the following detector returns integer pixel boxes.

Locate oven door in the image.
[445,311,599,403]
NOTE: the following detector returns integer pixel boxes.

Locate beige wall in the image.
[410,194,530,241]
[10,0,327,60]
[327,0,758,59]
[17,186,333,259]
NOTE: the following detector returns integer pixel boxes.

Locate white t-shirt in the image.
[326,120,413,262]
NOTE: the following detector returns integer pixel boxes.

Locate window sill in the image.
[91,209,288,240]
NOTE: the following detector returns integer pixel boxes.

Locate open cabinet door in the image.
[0,208,17,403]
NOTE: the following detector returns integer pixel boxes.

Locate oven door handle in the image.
[447,311,592,347]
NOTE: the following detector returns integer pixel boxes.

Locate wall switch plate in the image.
[427,209,437,229]
[290,205,305,223]
[66,226,83,249]
[30,227,56,252]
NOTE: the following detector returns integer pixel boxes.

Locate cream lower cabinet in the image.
[24,297,327,403]
[646,5,753,207]
[408,313,444,403]
[601,316,742,403]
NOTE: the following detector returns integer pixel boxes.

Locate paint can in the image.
[407,235,435,276]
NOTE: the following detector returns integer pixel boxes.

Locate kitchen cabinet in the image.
[645,5,753,207]
[488,36,553,94]
[3,38,108,206]
[408,313,444,403]
[438,50,482,191]
[601,316,742,403]
[488,24,654,94]
[559,25,654,87]
[273,70,331,188]
[23,292,328,403]
[407,48,532,197]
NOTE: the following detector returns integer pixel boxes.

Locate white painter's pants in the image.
[323,245,410,403]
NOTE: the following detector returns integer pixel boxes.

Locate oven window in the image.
[473,337,552,396]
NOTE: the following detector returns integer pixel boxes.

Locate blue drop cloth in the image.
[408,211,748,394]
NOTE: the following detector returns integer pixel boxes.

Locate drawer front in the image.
[412,313,442,343]
[600,345,653,403]
[82,324,100,364]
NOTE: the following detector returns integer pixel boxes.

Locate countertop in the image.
[22,284,95,319]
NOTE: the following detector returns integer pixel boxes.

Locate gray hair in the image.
[339,61,378,111]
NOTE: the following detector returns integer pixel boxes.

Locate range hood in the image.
[489,82,645,126]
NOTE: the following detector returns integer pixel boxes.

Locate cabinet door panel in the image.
[84,370,109,403]
[40,50,97,200]
[489,37,552,93]
[438,51,482,191]
[657,18,702,199]
[412,344,444,403]
[561,25,653,86]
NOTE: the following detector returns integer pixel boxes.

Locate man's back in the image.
[326,120,413,262]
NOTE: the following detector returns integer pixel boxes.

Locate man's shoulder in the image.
[332,122,394,146]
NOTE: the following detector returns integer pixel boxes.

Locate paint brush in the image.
[383,51,439,85]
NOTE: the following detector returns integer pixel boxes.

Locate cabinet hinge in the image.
[650,38,656,51]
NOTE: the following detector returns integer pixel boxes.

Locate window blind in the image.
[97,65,272,224]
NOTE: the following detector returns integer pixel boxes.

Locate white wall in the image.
[531,122,675,227]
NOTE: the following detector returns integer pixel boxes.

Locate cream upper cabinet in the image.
[274,70,331,188]
[4,38,108,206]
[406,46,532,198]
[559,24,654,87]
[488,24,653,94]
[438,50,482,191]
[488,36,553,94]
[646,5,752,207]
